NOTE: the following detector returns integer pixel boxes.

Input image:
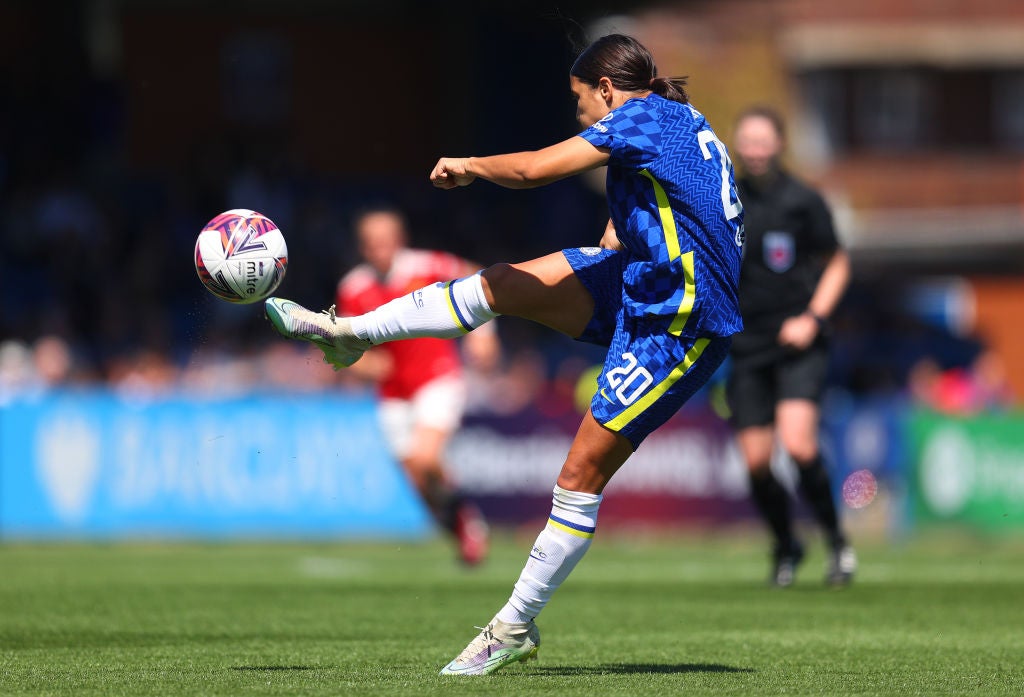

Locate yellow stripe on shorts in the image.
[603,337,710,433]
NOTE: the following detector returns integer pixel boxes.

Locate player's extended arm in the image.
[778,249,851,350]
[430,136,610,190]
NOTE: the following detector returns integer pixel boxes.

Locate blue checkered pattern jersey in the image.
[579,94,744,339]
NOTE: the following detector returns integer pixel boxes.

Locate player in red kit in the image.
[337,207,497,564]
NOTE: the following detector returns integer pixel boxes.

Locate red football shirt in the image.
[337,249,467,399]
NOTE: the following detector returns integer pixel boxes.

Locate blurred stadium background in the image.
[2,0,1023,542]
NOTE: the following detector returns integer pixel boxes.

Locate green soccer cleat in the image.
[264,297,371,370]
[439,617,540,676]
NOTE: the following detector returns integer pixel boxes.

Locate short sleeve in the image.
[804,190,840,253]
[578,99,661,169]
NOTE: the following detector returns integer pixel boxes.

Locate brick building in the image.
[622,0,1024,397]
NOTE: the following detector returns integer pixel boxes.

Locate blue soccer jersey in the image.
[578,94,744,339]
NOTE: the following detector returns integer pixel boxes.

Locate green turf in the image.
[1,533,1023,696]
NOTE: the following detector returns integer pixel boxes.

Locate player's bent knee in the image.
[480,263,517,314]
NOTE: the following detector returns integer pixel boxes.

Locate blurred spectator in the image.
[0,341,36,400]
[908,350,1013,415]
[32,335,73,387]
[108,350,178,399]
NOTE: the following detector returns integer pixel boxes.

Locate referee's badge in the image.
[763,231,795,273]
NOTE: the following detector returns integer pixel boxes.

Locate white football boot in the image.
[439,617,540,676]
[264,297,371,369]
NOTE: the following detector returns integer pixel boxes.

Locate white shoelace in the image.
[457,624,497,661]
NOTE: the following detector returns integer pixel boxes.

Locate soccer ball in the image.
[194,209,288,304]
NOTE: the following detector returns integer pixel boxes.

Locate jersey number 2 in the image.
[697,130,742,221]
[606,352,654,406]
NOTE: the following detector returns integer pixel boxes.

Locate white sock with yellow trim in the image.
[496,485,602,624]
[349,272,497,344]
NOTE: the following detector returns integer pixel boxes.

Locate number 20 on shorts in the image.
[605,352,654,405]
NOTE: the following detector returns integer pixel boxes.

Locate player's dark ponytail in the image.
[648,75,689,104]
[572,34,689,105]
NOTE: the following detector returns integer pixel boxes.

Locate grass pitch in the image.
[1,533,1022,696]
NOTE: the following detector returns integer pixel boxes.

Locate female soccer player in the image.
[266,34,744,675]
[338,207,495,565]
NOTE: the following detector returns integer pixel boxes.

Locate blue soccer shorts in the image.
[563,247,731,449]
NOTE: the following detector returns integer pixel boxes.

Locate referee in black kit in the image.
[728,106,856,587]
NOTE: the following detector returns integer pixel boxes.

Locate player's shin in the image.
[349,272,498,344]
[496,485,602,624]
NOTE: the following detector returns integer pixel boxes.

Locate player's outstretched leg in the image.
[264,298,372,369]
[265,271,498,368]
[267,254,596,371]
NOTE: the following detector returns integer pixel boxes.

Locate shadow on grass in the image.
[534,663,753,676]
[231,665,318,671]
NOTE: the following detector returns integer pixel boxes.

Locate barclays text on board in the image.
[0,392,432,538]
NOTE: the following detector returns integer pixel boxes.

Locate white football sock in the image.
[496,485,602,624]
[349,272,498,344]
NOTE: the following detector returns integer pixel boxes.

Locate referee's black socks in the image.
[748,468,796,553]
[796,455,846,550]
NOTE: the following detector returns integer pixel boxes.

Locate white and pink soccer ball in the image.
[194,209,288,304]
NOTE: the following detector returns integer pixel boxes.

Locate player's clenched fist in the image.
[430,157,477,189]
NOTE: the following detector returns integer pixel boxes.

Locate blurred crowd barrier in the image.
[2,378,1021,540]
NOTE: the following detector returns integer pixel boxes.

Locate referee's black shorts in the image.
[726,340,829,429]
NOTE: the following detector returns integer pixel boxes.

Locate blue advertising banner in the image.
[0,392,432,539]
[0,389,915,538]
